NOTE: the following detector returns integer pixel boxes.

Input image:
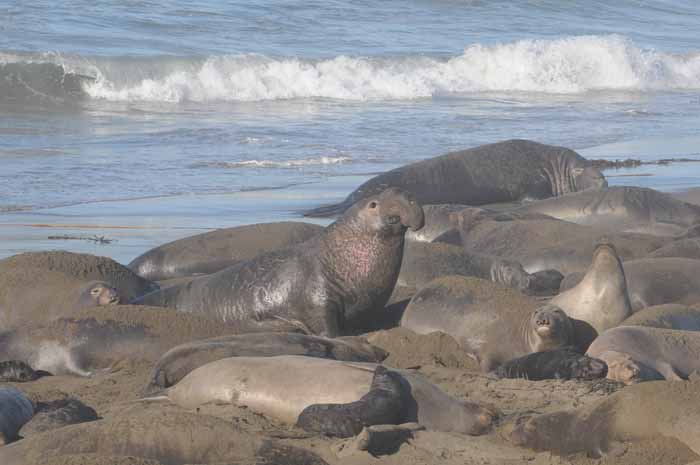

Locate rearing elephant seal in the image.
[304,139,606,217]
[128,221,323,281]
[135,188,424,336]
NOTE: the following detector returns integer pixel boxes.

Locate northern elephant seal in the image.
[143,332,388,395]
[586,326,700,384]
[136,188,424,336]
[20,398,98,437]
[399,276,590,371]
[404,204,467,243]
[511,379,700,456]
[0,268,122,329]
[0,387,34,445]
[646,237,700,259]
[619,304,700,330]
[0,360,51,382]
[0,251,157,301]
[398,241,563,296]
[451,207,666,274]
[161,355,497,437]
[550,243,632,334]
[128,221,323,281]
[304,139,606,217]
[492,349,607,381]
[513,186,700,235]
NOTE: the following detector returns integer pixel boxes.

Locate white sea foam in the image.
[194,155,353,169]
[77,35,700,102]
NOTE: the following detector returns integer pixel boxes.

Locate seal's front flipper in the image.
[296,366,404,438]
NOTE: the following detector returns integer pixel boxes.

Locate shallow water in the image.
[2,1,700,263]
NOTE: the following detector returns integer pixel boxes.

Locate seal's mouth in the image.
[387,215,401,225]
[536,325,552,336]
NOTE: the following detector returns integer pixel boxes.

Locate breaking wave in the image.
[3,35,700,105]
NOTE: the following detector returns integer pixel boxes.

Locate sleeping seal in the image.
[135,188,424,336]
[161,355,497,437]
[399,276,591,371]
[511,379,700,456]
[143,332,388,395]
[492,349,607,381]
[0,387,34,445]
[304,139,606,217]
[128,221,323,281]
[513,186,700,235]
[586,326,700,384]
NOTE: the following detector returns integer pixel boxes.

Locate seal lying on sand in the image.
[158,355,497,437]
[511,379,700,456]
[128,221,323,281]
[646,237,700,259]
[143,332,388,395]
[492,349,607,381]
[550,243,632,334]
[586,326,700,384]
[0,268,121,329]
[0,360,51,382]
[398,241,563,296]
[304,139,606,217]
[560,254,700,311]
[399,276,592,371]
[0,251,157,301]
[20,398,98,437]
[619,304,700,330]
[0,387,34,445]
[136,188,424,336]
[513,186,700,236]
[451,207,666,274]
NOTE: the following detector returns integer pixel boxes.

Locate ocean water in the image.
[2,0,700,263]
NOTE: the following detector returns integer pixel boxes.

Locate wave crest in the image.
[192,156,353,169]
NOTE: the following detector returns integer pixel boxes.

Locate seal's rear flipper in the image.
[296,366,404,438]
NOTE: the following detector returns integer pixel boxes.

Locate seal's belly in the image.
[168,356,374,424]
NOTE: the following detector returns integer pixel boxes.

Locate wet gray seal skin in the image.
[0,251,157,301]
[586,326,700,384]
[135,188,424,337]
[550,243,633,334]
[619,304,700,330]
[143,332,388,395]
[0,387,34,445]
[20,398,98,437]
[128,221,323,281]
[163,355,497,436]
[0,360,51,382]
[510,379,700,456]
[304,139,607,217]
[399,276,592,371]
[398,241,563,297]
[451,206,668,274]
[404,204,467,243]
[512,186,700,236]
[492,348,607,381]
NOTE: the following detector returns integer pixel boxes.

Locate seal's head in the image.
[528,305,575,352]
[572,165,608,192]
[458,401,500,436]
[353,187,424,236]
[564,354,608,380]
[79,281,121,307]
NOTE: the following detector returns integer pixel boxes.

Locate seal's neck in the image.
[543,155,577,197]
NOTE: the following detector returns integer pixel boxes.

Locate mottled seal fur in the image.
[0,387,34,445]
[586,326,700,384]
[304,139,606,217]
[0,251,157,301]
[135,188,424,336]
[161,355,497,437]
[511,379,700,456]
[492,348,607,381]
[20,398,98,437]
[550,243,632,333]
[128,221,323,281]
[143,332,388,395]
[0,360,51,382]
[399,276,592,371]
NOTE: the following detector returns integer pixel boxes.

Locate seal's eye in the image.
[91,288,101,295]
[368,201,378,209]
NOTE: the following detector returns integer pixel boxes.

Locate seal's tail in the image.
[302,201,348,218]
